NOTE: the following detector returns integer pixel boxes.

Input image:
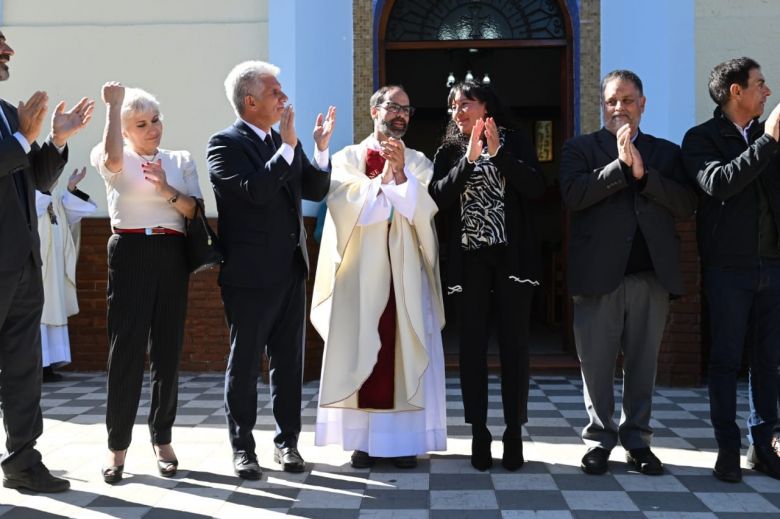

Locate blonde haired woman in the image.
[92,82,201,483]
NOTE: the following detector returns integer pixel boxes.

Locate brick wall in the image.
[658,220,702,386]
[68,217,325,381]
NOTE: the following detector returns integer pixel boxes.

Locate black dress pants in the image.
[458,246,533,434]
[0,256,44,474]
[105,234,189,450]
[221,264,305,454]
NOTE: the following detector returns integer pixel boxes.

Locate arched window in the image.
[385,0,566,42]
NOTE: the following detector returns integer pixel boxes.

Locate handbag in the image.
[185,197,223,273]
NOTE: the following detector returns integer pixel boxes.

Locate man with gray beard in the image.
[311,85,447,469]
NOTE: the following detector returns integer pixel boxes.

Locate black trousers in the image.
[458,246,533,435]
[221,265,305,454]
[105,234,189,450]
[0,256,44,474]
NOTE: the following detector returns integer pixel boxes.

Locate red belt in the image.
[113,227,184,236]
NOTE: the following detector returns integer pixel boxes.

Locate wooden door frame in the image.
[377,0,577,352]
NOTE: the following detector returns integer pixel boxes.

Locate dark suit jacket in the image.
[559,128,696,296]
[207,120,331,288]
[0,99,67,274]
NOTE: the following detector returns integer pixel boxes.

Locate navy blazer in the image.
[207,120,331,288]
[560,128,696,296]
[0,99,67,274]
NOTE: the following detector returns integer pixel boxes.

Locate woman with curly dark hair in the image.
[429,81,544,471]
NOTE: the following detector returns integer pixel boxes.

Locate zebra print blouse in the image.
[460,155,507,250]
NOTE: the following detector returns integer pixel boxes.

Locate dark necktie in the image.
[1,111,30,225]
[264,133,277,152]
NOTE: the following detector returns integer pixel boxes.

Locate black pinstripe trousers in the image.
[105,233,189,451]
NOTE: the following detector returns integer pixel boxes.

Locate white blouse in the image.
[90,145,203,233]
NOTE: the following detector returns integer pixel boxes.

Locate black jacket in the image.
[681,107,780,267]
[429,128,544,293]
[0,100,67,274]
[208,120,331,288]
[560,128,695,296]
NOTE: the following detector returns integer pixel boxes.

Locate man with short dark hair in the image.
[0,30,94,493]
[560,69,695,476]
[682,56,780,482]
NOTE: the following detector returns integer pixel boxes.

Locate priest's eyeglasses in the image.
[378,102,415,117]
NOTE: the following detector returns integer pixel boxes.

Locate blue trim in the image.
[567,0,580,135]
[373,0,383,90]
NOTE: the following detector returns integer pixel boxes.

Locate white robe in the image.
[36,189,97,367]
[312,137,447,457]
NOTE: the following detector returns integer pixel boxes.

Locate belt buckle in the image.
[145,227,164,235]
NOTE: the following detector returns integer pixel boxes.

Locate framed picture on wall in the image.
[535,120,553,162]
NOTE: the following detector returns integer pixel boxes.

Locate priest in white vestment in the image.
[36,167,96,381]
[311,85,447,468]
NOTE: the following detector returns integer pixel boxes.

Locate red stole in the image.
[357,148,396,409]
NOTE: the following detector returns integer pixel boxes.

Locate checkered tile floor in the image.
[1,373,778,518]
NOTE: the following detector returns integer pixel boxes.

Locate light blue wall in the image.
[269,0,353,216]
[601,0,694,145]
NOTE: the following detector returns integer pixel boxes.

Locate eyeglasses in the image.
[378,102,415,116]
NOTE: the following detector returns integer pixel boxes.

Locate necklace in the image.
[138,150,159,162]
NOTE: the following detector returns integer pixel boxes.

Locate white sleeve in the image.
[278,143,295,166]
[313,146,330,170]
[35,190,52,217]
[181,153,203,198]
[357,178,392,226]
[378,168,419,222]
[61,190,98,225]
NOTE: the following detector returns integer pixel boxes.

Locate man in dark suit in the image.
[560,70,696,476]
[208,60,334,479]
[0,30,94,492]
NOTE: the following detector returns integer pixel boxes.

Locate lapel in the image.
[233,119,275,164]
[595,127,618,161]
[0,100,18,133]
[633,130,654,163]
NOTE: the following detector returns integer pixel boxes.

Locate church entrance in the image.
[378,0,576,369]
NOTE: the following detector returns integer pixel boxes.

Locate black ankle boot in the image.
[502,430,524,471]
[471,426,493,471]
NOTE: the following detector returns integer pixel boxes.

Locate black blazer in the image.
[560,128,696,296]
[430,128,545,292]
[207,120,331,288]
[0,99,67,274]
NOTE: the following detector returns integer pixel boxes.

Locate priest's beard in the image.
[377,116,408,139]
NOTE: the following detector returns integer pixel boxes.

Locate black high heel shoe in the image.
[153,444,179,477]
[102,450,126,484]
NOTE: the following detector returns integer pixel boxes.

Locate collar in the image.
[240,118,270,141]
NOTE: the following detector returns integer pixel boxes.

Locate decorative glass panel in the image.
[386,0,565,42]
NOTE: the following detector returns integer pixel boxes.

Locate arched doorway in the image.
[377,0,576,367]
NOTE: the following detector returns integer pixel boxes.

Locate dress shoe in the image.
[625,447,663,475]
[502,435,524,471]
[471,436,493,471]
[581,447,611,475]
[747,438,780,469]
[392,455,417,469]
[750,443,780,479]
[274,446,305,473]
[42,367,63,383]
[152,444,178,478]
[3,462,70,492]
[350,450,376,468]
[713,448,742,482]
[233,450,261,480]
